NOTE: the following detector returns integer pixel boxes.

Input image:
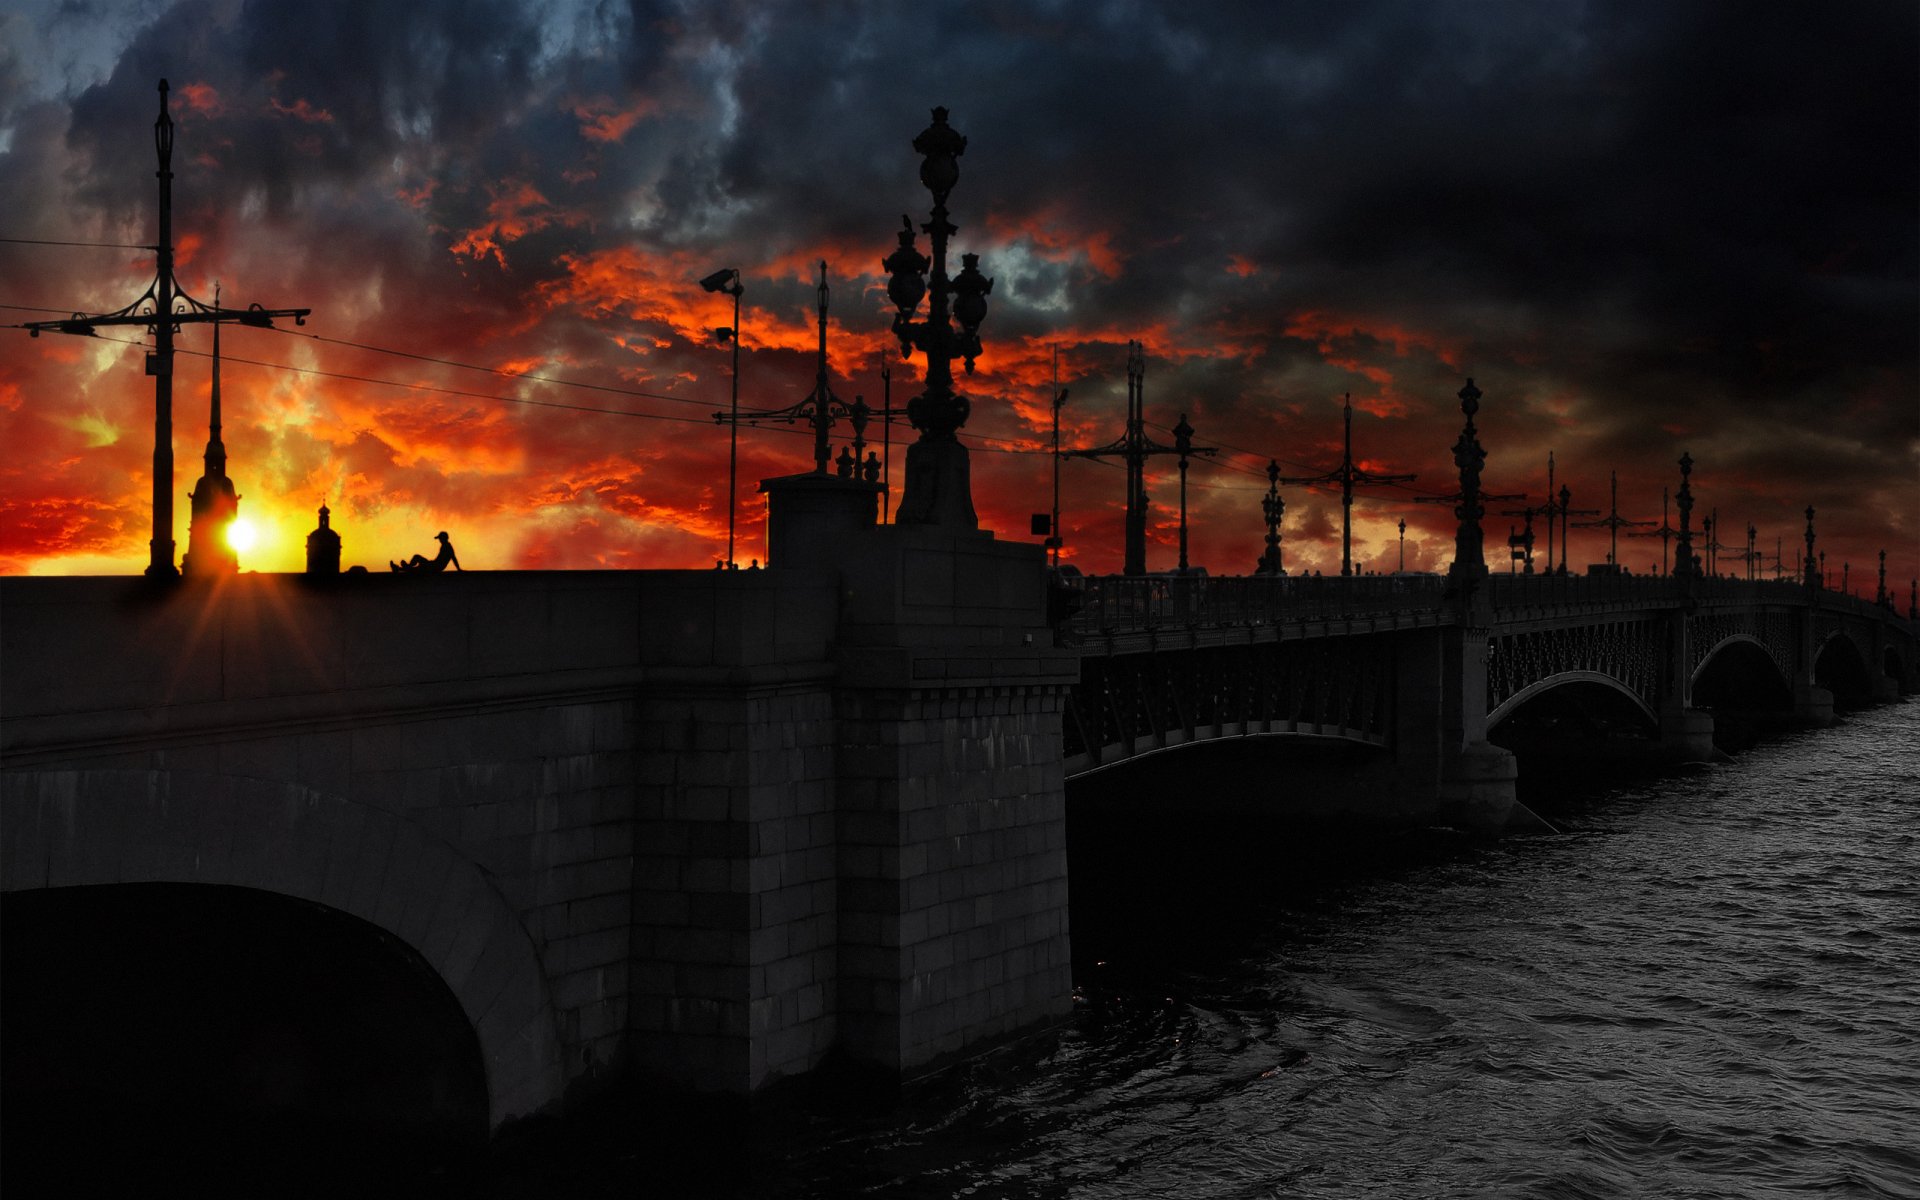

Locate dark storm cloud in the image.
[2,0,1912,577]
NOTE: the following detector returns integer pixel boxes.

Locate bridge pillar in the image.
[1657,705,1717,761]
[791,520,1080,1077]
[1791,596,1836,725]
[1656,599,1721,759]
[1436,586,1519,832]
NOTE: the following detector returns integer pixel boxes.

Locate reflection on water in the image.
[742,703,1919,1198]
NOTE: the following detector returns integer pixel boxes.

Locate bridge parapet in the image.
[1061,574,1445,643]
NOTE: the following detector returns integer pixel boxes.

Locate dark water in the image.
[742,703,1920,1199]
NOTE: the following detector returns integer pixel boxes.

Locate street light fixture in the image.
[884,107,993,528]
[700,266,744,567]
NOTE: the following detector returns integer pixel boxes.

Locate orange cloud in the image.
[987,206,1126,280]
[450,180,584,268]
[570,96,656,143]
[269,96,334,124]
[177,82,224,115]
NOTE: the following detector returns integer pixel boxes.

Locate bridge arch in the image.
[1487,670,1658,732]
[1885,644,1914,692]
[1815,628,1878,708]
[1690,634,1795,713]
[0,769,563,1130]
[1065,725,1388,782]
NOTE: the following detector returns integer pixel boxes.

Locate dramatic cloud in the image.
[1,0,1913,591]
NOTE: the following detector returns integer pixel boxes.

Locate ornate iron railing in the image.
[1061,573,1446,638]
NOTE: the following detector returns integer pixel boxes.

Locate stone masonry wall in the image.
[835,681,1074,1073]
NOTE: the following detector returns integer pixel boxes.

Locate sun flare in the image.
[226,518,259,553]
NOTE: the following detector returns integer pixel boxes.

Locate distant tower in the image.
[306,502,341,576]
[183,310,239,576]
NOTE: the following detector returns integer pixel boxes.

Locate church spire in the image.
[204,293,226,480]
[183,284,240,576]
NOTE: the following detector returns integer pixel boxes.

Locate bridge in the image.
[1060,571,1912,783]
[4,515,1913,1141]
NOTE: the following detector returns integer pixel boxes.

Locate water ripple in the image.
[748,704,1920,1199]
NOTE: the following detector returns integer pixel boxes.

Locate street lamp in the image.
[1049,377,1068,566]
[1259,460,1285,575]
[700,266,744,567]
[883,107,992,528]
[1399,517,1407,574]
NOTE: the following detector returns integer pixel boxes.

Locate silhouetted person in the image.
[392,531,461,574]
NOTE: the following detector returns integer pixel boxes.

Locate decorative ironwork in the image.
[1275,393,1415,577]
[1257,460,1285,575]
[1571,470,1655,570]
[1061,342,1213,575]
[716,262,872,478]
[1687,609,1795,681]
[1065,633,1395,772]
[885,107,992,529]
[1674,453,1699,581]
[1487,618,1667,716]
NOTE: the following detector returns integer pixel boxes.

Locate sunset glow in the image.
[0,4,1912,591]
[225,517,258,554]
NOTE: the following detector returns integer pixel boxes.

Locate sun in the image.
[226,517,259,553]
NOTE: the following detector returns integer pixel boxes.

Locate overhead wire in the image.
[0,236,156,250]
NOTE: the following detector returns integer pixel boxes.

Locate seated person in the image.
[391,531,461,573]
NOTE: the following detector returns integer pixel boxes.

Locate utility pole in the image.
[1572,470,1655,570]
[1048,347,1067,567]
[1276,393,1415,576]
[18,80,310,577]
[1629,486,1679,576]
[1061,341,1212,574]
[1702,508,1731,578]
[881,359,893,522]
[716,262,870,478]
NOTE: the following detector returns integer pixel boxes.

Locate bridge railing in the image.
[1060,573,1446,639]
[1488,572,1666,611]
[1486,573,1818,612]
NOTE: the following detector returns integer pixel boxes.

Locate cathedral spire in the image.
[183,284,240,576]
[204,292,227,480]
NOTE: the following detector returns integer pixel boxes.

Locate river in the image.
[731,702,1919,1199]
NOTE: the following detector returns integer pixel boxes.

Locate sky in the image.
[1,0,1914,590]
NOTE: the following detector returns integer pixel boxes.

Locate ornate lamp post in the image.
[1876,550,1887,607]
[699,266,744,566]
[883,108,992,529]
[1448,379,1488,591]
[1842,561,1850,596]
[1803,506,1818,588]
[1674,453,1697,581]
[1398,517,1407,574]
[1258,459,1285,575]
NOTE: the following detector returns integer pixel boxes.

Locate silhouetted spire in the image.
[183,297,239,577]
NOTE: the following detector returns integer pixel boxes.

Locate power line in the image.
[0,236,156,250]
[269,326,718,413]
[72,329,1061,458]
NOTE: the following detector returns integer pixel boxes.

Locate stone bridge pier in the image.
[1,510,1077,1130]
